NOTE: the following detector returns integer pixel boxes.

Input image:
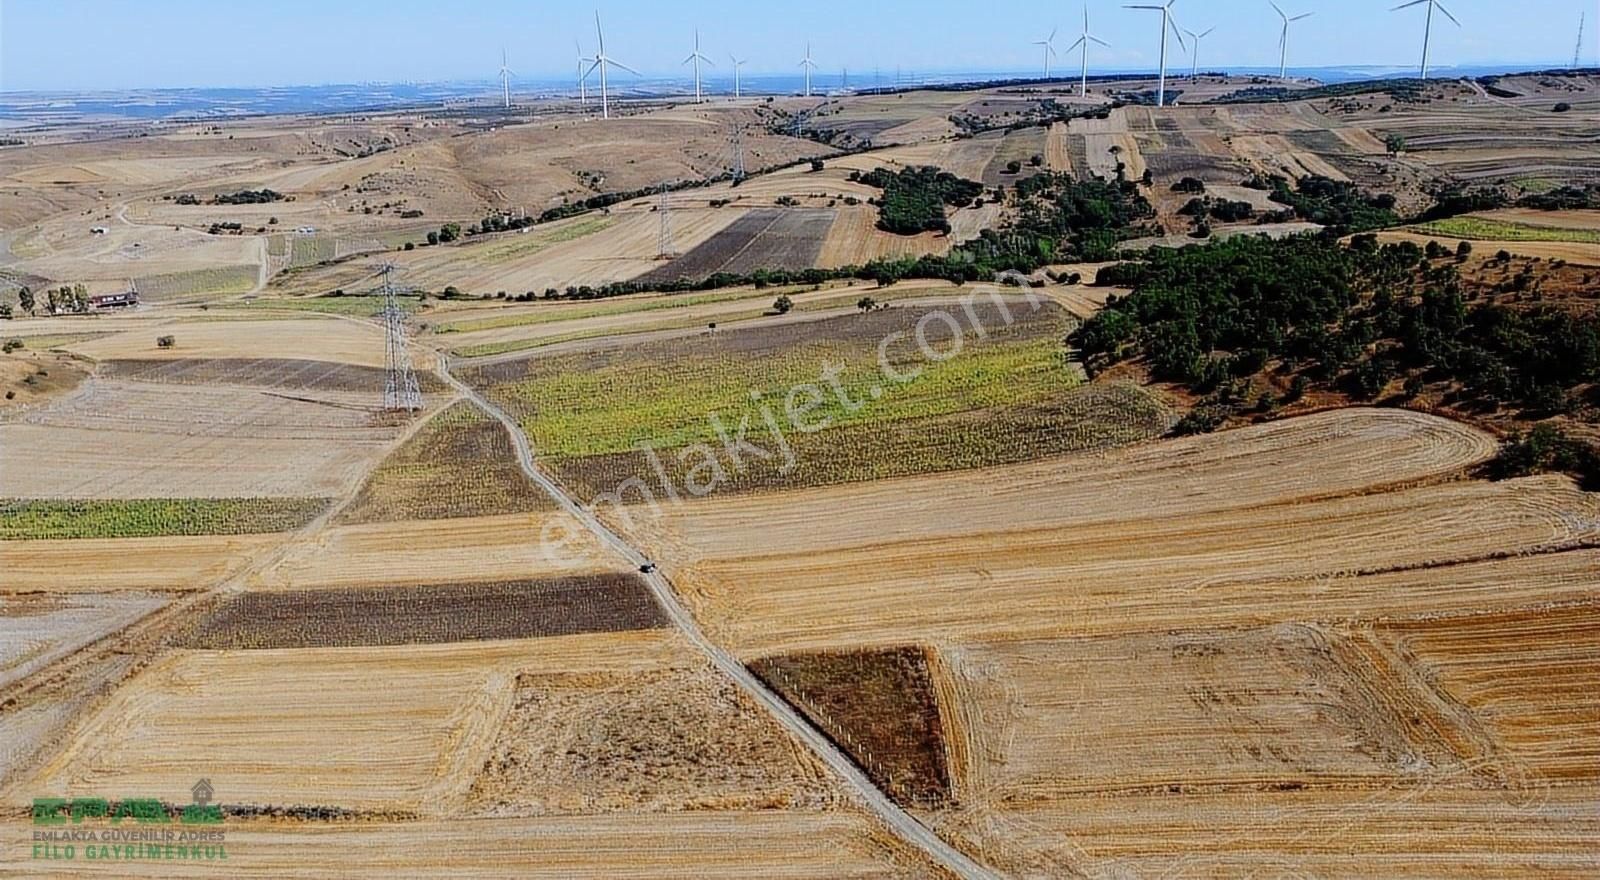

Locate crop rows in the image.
[338,401,555,524]
[0,497,330,540]
[177,574,666,649]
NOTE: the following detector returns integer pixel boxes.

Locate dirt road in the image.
[438,358,1003,880]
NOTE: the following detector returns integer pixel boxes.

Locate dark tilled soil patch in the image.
[639,208,835,284]
[751,645,954,808]
[177,575,666,649]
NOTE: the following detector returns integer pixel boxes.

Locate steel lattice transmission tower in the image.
[656,190,678,260]
[730,124,747,181]
[378,264,422,412]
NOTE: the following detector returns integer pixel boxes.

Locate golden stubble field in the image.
[616,407,1600,876]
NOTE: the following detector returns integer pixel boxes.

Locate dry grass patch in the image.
[469,663,837,815]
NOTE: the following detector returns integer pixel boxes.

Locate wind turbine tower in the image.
[497,49,514,109]
[1271,2,1314,81]
[575,42,593,105]
[1576,11,1586,69]
[1126,0,1186,108]
[1034,27,1059,78]
[586,12,641,119]
[1183,27,1215,80]
[730,54,748,98]
[1391,0,1460,80]
[1066,6,1110,97]
[800,43,818,97]
[683,29,715,103]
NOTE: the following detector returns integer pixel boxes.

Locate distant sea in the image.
[0,64,1578,124]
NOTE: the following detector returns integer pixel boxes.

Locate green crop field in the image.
[0,497,331,540]
[229,293,415,317]
[462,302,1172,495]
[133,265,260,301]
[1411,216,1600,244]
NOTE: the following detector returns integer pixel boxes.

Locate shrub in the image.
[156,335,176,349]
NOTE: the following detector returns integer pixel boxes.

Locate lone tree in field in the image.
[1385,134,1406,156]
[857,296,877,313]
[772,294,794,315]
[17,287,33,317]
[157,335,176,349]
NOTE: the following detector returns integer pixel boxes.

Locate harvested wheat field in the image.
[0,532,284,593]
[256,510,620,590]
[0,379,400,499]
[62,318,397,369]
[0,811,951,879]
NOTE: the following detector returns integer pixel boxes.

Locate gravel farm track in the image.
[438,356,1004,880]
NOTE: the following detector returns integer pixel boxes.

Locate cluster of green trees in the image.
[1179,196,1256,223]
[1075,232,1600,428]
[851,166,985,235]
[211,189,285,205]
[1248,174,1398,232]
[18,284,94,316]
[1010,171,1156,260]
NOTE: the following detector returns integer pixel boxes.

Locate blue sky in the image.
[0,0,1593,91]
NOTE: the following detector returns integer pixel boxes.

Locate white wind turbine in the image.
[497,48,514,109]
[730,54,748,98]
[1270,2,1314,81]
[586,12,640,119]
[1065,5,1110,97]
[575,41,593,105]
[1125,0,1186,108]
[683,29,715,103]
[1391,0,1461,80]
[1034,27,1059,78]
[799,43,818,97]
[1183,26,1215,80]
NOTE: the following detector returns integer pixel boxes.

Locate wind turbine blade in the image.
[1270,0,1286,18]
[1390,0,1429,9]
[1290,13,1313,21]
[584,59,603,79]
[683,54,697,65]
[1170,17,1187,48]
[1090,35,1111,46]
[610,59,642,76]
[702,56,717,66]
[1435,2,1462,26]
[1049,26,1058,41]
[1066,36,1087,51]
[1048,44,1058,57]
[1200,27,1216,38]
[594,12,605,53]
